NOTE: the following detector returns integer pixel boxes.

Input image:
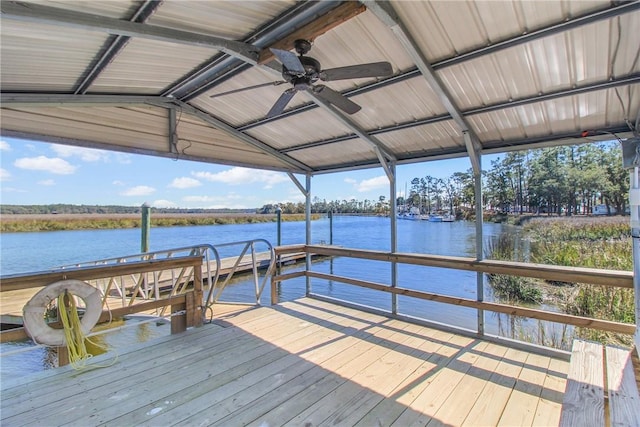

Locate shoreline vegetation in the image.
[0,213,322,232]
[486,215,632,347]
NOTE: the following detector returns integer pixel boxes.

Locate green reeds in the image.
[496,216,633,346]
[485,232,542,304]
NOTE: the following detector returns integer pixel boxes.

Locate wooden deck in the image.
[1,298,569,426]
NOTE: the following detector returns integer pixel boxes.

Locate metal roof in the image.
[1,0,639,175]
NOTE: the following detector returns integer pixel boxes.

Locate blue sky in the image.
[0,137,490,209]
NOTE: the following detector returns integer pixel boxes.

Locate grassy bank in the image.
[487,216,633,346]
[0,213,321,232]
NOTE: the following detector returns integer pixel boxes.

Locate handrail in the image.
[272,245,635,335]
[1,239,277,344]
[203,238,275,308]
[1,239,276,315]
[276,245,633,287]
[0,256,204,291]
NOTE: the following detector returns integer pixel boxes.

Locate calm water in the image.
[1,216,567,380]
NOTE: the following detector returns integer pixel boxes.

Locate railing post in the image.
[57,346,69,367]
[250,242,260,304]
[191,258,203,327]
[271,273,279,305]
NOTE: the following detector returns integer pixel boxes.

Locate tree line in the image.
[259,142,628,217]
[402,142,628,216]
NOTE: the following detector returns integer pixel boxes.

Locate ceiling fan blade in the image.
[209,81,286,98]
[320,62,393,81]
[267,88,297,118]
[312,85,361,115]
[269,48,306,74]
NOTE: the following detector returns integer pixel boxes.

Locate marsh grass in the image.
[490,216,633,346]
[0,213,319,232]
[485,232,542,304]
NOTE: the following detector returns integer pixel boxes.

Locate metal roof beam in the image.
[74,0,162,94]
[307,91,397,176]
[278,73,640,153]
[152,100,312,173]
[0,129,297,173]
[0,93,164,106]
[306,125,634,175]
[236,1,638,130]
[0,93,311,172]
[168,107,178,155]
[0,1,259,63]
[364,0,482,159]
[287,173,309,197]
[166,1,341,100]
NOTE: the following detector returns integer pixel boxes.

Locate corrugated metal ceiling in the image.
[1,0,638,175]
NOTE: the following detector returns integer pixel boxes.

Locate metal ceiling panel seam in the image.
[0,0,638,176]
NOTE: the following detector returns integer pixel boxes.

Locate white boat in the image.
[427,214,443,222]
[442,213,455,222]
[398,207,422,220]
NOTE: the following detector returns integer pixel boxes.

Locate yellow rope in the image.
[57,292,116,370]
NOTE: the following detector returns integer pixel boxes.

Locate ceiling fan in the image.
[210,39,393,118]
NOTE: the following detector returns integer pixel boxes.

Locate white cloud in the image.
[0,140,10,151]
[121,185,156,196]
[183,195,227,203]
[169,177,201,189]
[51,144,110,162]
[193,167,288,189]
[38,179,55,186]
[1,186,27,193]
[346,175,389,193]
[182,195,250,209]
[0,168,10,181]
[114,153,132,164]
[112,180,125,186]
[151,199,178,208]
[14,156,76,175]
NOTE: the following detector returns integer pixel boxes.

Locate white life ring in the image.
[23,279,103,346]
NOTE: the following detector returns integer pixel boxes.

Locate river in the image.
[1,216,569,381]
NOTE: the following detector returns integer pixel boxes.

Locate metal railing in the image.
[0,239,277,344]
[56,239,276,313]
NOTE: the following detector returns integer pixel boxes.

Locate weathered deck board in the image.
[1,298,569,427]
[606,346,640,426]
[558,339,605,426]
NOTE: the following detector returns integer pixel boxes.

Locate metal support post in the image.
[390,162,398,314]
[631,168,640,350]
[474,165,484,335]
[305,174,312,296]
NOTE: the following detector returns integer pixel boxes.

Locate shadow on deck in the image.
[0,297,568,426]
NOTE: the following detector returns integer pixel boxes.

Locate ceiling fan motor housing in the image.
[282,56,321,89]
